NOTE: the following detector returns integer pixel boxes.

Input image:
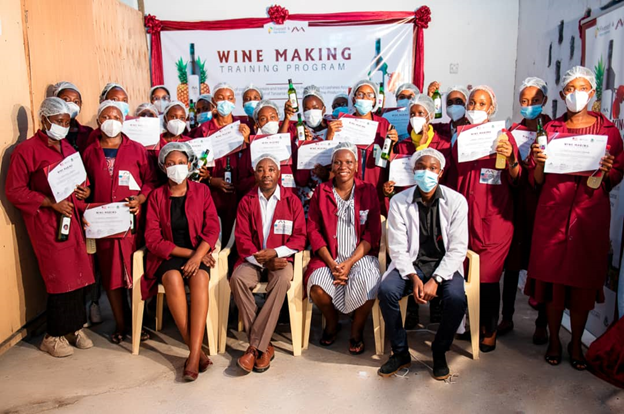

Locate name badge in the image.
[479,168,502,185]
[281,173,296,188]
[359,209,369,225]
[118,170,141,190]
[273,219,293,235]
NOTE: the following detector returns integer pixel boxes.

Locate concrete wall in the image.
[140,0,520,120]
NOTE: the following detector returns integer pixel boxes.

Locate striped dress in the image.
[307,186,381,313]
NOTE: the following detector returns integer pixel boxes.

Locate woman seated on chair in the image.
[305,142,382,355]
[143,142,220,382]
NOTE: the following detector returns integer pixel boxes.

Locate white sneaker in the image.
[40,335,74,358]
[66,329,94,349]
[89,302,102,324]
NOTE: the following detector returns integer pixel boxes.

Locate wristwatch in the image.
[434,275,443,284]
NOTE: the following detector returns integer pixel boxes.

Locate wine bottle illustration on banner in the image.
[368,38,388,87]
[187,43,201,104]
[601,39,615,119]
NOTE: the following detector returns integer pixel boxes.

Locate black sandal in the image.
[544,343,562,366]
[319,324,341,346]
[567,343,587,371]
[111,332,125,344]
[348,338,365,355]
[140,329,150,341]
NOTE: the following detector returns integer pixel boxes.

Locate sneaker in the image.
[432,352,450,380]
[89,302,102,325]
[66,329,94,349]
[377,351,411,377]
[40,335,74,358]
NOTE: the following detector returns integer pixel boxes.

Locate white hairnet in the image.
[163,100,189,118]
[158,142,197,172]
[395,83,420,99]
[252,99,279,122]
[410,147,446,170]
[99,83,128,103]
[97,100,124,119]
[561,65,596,90]
[409,94,435,118]
[39,97,71,119]
[135,103,159,117]
[242,84,264,99]
[303,85,325,107]
[255,153,281,171]
[331,142,359,162]
[149,85,170,98]
[470,85,498,116]
[332,93,349,105]
[198,94,213,104]
[52,81,81,99]
[212,82,235,96]
[350,79,380,111]
[519,77,548,96]
[446,85,469,102]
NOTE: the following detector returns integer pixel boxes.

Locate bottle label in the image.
[381,138,392,154]
[60,216,71,236]
[434,98,442,113]
[377,93,384,109]
[289,93,297,107]
[297,125,305,141]
[224,172,232,184]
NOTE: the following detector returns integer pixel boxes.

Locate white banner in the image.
[160,20,414,115]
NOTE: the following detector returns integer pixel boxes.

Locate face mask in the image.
[304,109,323,128]
[166,164,189,184]
[565,91,590,113]
[409,116,428,134]
[466,110,489,125]
[332,107,349,118]
[166,119,186,136]
[446,105,466,122]
[354,99,374,115]
[243,101,259,117]
[216,100,235,117]
[520,105,543,120]
[117,102,130,118]
[413,169,439,193]
[155,100,169,114]
[259,121,279,135]
[45,118,69,140]
[397,99,411,109]
[101,119,123,138]
[197,111,212,124]
[66,102,80,119]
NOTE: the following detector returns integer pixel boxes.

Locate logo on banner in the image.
[264,21,308,35]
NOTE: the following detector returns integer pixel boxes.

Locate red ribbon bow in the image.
[144,14,162,34]
[267,5,289,25]
[415,6,432,29]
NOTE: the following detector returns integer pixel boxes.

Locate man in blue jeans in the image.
[378,148,468,380]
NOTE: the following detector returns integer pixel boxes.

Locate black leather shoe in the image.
[377,352,411,377]
[432,352,450,380]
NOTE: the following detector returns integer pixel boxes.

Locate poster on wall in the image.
[581,3,624,340]
[159,20,414,115]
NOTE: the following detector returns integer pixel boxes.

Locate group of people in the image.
[5,65,622,382]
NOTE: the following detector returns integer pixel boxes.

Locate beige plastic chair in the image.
[131,222,221,356]
[303,216,388,355]
[216,221,305,356]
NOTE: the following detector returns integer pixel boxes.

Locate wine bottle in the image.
[380,126,395,161]
[188,99,197,129]
[224,157,233,184]
[536,117,548,154]
[57,214,71,242]
[288,79,299,113]
[587,145,611,189]
[296,113,305,141]
[376,81,385,115]
[128,196,137,234]
[189,150,209,182]
[433,89,442,119]
[495,129,508,170]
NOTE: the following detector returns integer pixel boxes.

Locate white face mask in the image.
[446,105,466,122]
[304,109,323,128]
[45,118,69,141]
[101,119,123,138]
[66,102,80,119]
[466,110,489,125]
[166,164,189,184]
[259,121,279,135]
[166,119,187,136]
[155,100,169,114]
[565,90,591,113]
[409,116,428,134]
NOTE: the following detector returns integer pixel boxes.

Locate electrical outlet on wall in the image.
[449,63,459,74]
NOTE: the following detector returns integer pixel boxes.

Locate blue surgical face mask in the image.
[354,99,374,116]
[197,111,212,125]
[446,105,466,122]
[397,99,411,108]
[520,104,543,120]
[216,100,235,117]
[243,100,259,117]
[332,107,349,118]
[413,169,439,192]
[118,101,130,118]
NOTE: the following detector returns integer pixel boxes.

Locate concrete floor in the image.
[1,292,623,414]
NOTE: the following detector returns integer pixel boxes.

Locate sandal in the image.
[140,329,150,341]
[567,343,587,371]
[348,338,365,355]
[544,343,562,366]
[319,324,341,347]
[110,332,125,344]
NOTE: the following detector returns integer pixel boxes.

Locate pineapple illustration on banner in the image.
[175,43,209,107]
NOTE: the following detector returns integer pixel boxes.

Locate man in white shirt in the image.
[378,148,468,380]
[230,154,306,374]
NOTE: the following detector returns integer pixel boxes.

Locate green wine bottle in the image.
[288,79,299,112]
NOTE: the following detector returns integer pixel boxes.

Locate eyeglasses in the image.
[355,92,376,99]
[153,96,171,102]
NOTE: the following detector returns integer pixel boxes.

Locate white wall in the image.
[140,0,520,120]
[513,0,610,121]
